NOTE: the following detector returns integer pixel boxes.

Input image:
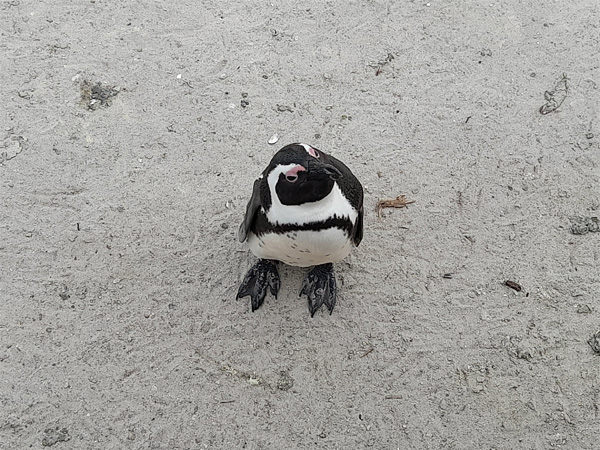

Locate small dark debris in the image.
[1,135,27,163]
[59,286,70,301]
[504,280,522,292]
[276,371,294,391]
[539,73,568,115]
[372,52,394,75]
[515,347,533,361]
[569,216,599,235]
[576,304,592,314]
[47,43,70,54]
[42,427,70,447]
[442,273,453,279]
[588,331,600,355]
[18,89,34,100]
[480,48,492,57]
[80,80,119,110]
[360,347,374,358]
[465,115,472,123]
[276,104,294,113]
[241,99,249,108]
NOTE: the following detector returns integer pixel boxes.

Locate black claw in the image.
[237,259,280,311]
[299,263,337,317]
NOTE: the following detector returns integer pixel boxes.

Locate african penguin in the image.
[237,143,364,316]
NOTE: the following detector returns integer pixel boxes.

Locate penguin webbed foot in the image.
[300,263,337,317]
[237,259,280,312]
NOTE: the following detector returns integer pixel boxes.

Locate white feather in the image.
[248,228,353,267]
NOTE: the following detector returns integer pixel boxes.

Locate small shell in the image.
[268,134,279,145]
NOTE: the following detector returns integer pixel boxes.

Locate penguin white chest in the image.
[248,228,353,267]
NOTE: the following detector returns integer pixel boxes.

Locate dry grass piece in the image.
[376,195,415,218]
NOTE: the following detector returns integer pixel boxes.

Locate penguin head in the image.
[266,143,342,206]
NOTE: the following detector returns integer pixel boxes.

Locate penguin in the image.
[237,143,364,316]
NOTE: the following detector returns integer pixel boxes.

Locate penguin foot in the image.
[237,259,280,312]
[300,263,337,317]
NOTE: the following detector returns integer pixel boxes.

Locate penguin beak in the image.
[307,161,342,180]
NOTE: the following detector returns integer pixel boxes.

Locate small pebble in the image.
[268,134,279,145]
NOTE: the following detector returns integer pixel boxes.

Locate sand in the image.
[2,1,599,448]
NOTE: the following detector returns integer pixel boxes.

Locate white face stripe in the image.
[267,163,299,191]
[299,143,312,154]
[266,164,358,226]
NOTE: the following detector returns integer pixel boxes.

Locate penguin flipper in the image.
[238,178,262,243]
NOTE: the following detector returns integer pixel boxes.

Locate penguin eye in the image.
[308,147,320,158]
[285,174,298,183]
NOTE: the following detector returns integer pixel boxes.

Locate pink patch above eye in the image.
[285,165,306,177]
[308,147,320,158]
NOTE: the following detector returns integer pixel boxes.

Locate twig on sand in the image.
[376,195,415,218]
